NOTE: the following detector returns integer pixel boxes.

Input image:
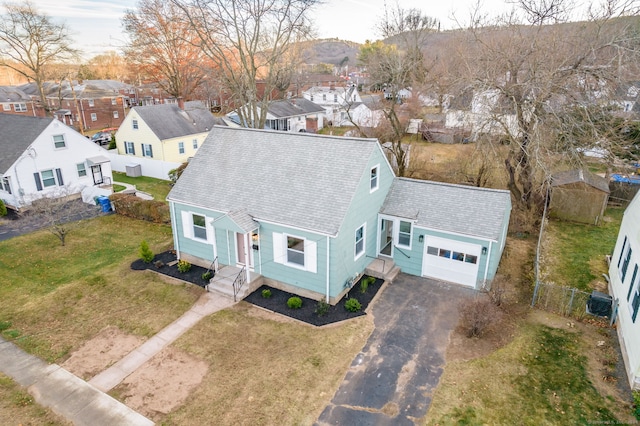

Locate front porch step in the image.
[365,258,400,283]
[207,266,252,300]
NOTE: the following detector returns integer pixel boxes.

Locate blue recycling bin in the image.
[96,196,112,212]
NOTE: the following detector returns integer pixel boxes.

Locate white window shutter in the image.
[305,240,317,273]
[206,218,214,244]
[273,233,284,264]
[181,211,193,239]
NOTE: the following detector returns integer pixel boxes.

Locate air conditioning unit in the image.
[586,290,613,317]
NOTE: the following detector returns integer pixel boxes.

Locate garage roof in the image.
[381,178,512,241]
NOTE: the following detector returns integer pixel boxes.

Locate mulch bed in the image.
[131,250,212,288]
[131,250,385,326]
[244,276,384,327]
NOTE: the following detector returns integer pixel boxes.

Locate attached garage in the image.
[422,236,481,287]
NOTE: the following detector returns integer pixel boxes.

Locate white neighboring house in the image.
[227,98,325,132]
[609,191,640,390]
[302,86,363,126]
[0,113,113,210]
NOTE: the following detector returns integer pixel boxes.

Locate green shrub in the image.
[202,271,213,281]
[0,321,11,332]
[360,276,376,293]
[177,260,191,273]
[315,300,330,316]
[139,240,154,263]
[287,296,302,309]
[108,136,116,150]
[345,297,362,312]
[0,199,7,217]
[109,193,170,224]
[262,289,272,298]
[633,391,640,420]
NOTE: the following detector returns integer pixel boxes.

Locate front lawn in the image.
[0,214,201,362]
[426,318,626,425]
[541,208,624,291]
[0,373,68,425]
[112,171,172,202]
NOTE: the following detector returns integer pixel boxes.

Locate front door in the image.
[91,165,103,185]
[379,219,393,257]
[236,233,252,267]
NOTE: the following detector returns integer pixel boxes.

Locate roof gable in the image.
[168,127,380,235]
[266,98,325,118]
[381,178,512,241]
[0,114,53,174]
[133,101,220,140]
[551,169,610,193]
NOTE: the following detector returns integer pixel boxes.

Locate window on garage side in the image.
[426,246,438,255]
[192,214,207,240]
[465,254,478,264]
[620,237,632,282]
[628,265,640,322]
[355,224,365,259]
[287,236,305,267]
[398,221,411,247]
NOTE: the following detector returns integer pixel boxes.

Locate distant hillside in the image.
[299,39,362,66]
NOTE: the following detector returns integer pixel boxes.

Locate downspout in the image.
[257,228,262,275]
[170,201,181,258]
[80,99,87,130]
[326,235,330,303]
[483,240,493,289]
[227,230,231,265]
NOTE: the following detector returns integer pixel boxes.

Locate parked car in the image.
[91,131,112,146]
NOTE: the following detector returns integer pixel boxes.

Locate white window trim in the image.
[53,134,66,149]
[355,223,366,260]
[628,266,640,320]
[398,220,412,249]
[90,113,97,122]
[2,103,11,111]
[273,232,317,273]
[370,164,380,193]
[125,141,135,155]
[192,213,207,241]
[113,111,119,118]
[77,162,87,177]
[285,234,306,269]
[619,237,632,282]
[193,139,198,149]
[132,119,139,130]
[179,142,185,154]
[14,103,27,112]
[181,210,214,244]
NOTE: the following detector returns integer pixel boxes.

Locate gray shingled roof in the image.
[551,169,610,193]
[18,80,132,99]
[168,126,380,235]
[134,101,220,141]
[267,98,325,118]
[0,86,30,102]
[381,178,512,241]
[0,114,53,174]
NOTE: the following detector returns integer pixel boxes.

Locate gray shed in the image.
[549,169,610,225]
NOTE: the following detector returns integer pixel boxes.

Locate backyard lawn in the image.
[541,207,624,291]
[112,171,172,201]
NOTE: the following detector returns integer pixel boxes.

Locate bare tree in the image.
[171,0,319,128]
[30,188,96,246]
[0,1,78,116]
[358,5,439,176]
[458,0,640,211]
[123,0,209,100]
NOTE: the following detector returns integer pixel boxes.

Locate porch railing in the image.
[207,256,219,275]
[232,266,246,302]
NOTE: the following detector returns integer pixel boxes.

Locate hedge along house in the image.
[167,127,511,303]
[549,169,610,225]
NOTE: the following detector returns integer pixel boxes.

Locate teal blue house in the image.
[167,126,511,303]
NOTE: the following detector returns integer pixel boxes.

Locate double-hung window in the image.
[355,224,365,259]
[370,165,379,192]
[125,141,135,155]
[142,143,153,158]
[77,163,87,177]
[90,113,97,122]
[192,214,207,240]
[287,236,305,267]
[619,236,632,282]
[14,103,27,112]
[132,119,139,130]
[398,221,411,247]
[88,99,95,107]
[179,142,185,154]
[628,264,640,322]
[113,111,119,119]
[53,134,66,149]
[2,177,11,194]
[193,139,198,149]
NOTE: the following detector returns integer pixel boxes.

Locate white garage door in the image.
[422,236,481,287]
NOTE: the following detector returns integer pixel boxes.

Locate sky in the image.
[23,0,568,59]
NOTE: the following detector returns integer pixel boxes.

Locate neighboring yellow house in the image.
[115,100,225,163]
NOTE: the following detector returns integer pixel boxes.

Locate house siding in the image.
[609,193,640,390]
[115,111,161,159]
[161,133,208,163]
[172,202,224,265]
[330,146,395,296]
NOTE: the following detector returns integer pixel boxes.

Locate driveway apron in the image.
[317,274,475,425]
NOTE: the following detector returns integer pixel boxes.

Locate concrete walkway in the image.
[0,337,153,426]
[89,292,234,392]
[112,181,154,200]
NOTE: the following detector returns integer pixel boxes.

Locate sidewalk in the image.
[0,337,153,426]
[112,181,154,201]
[89,292,234,392]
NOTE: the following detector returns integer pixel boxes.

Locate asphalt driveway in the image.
[317,273,475,425]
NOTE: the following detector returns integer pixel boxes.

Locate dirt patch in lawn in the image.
[61,326,145,380]
[114,347,208,420]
